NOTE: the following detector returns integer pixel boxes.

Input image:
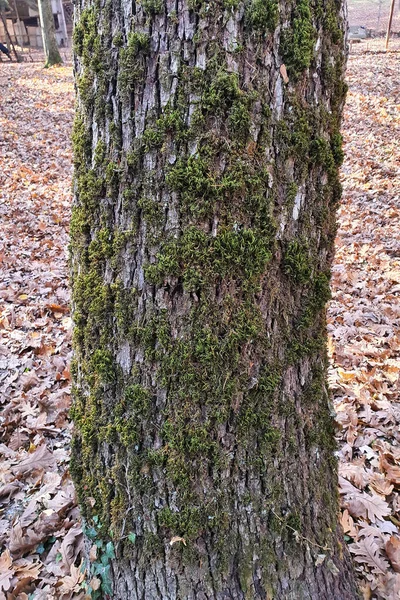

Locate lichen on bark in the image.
[70,0,358,597]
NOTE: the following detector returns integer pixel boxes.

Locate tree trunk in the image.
[0,11,20,61]
[70,0,358,598]
[38,0,62,66]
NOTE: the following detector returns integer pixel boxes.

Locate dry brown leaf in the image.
[385,536,400,573]
[340,461,370,489]
[359,493,392,523]
[8,428,29,451]
[360,581,372,600]
[369,472,394,497]
[375,572,400,599]
[346,492,391,523]
[13,558,42,579]
[58,524,83,573]
[357,522,386,544]
[58,561,85,593]
[349,537,390,574]
[89,544,97,562]
[0,549,14,592]
[279,64,289,84]
[12,444,56,476]
[89,577,101,591]
[340,509,358,539]
[169,536,187,547]
[9,522,41,557]
[380,455,400,486]
[19,372,40,392]
[339,475,359,496]
[0,481,23,503]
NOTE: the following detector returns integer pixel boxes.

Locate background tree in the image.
[70,0,358,597]
[0,0,20,61]
[38,0,61,66]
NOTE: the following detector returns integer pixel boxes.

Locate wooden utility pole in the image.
[386,0,396,49]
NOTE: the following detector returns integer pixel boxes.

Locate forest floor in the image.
[0,46,400,599]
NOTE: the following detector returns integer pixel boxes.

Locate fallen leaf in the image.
[349,537,390,574]
[58,561,85,593]
[169,536,187,547]
[0,549,14,592]
[280,64,289,84]
[13,444,56,476]
[386,536,400,573]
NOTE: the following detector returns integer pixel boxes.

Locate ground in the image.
[347,0,400,32]
[0,45,400,599]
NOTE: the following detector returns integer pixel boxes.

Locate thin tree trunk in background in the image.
[70,0,359,597]
[38,0,62,66]
[0,11,19,61]
[386,0,396,48]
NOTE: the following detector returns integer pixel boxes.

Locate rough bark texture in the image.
[70,0,359,598]
[38,0,62,66]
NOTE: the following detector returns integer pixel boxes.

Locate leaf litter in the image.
[329,47,400,599]
[0,47,399,598]
[0,63,82,599]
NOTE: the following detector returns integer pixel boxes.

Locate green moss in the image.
[330,132,344,167]
[158,506,205,539]
[166,145,273,220]
[141,0,163,15]
[112,32,123,47]
[166,155,216,217]
[284,182,299,213]
[324,0,343,45]
[72,271,114,352]
[202,70,241,115]
[90,349,116,384]
[146,225,273,290]
[94,140,107,167]
[287,512,302,534]
[163,421,216,456]
[111,384,152,447]
[297,272,331,330]
[322,51,347,113]
[77,71,94,108]
[72,113,92,174]
[283,239,312,284]
[238,369,282,452]
[73,8,96,59]
[286,332,325,364]
[245,0,278,33]
[118,32,150,94]
[88,228,113,262]
[73,7,104,74]
[305,404,337,456]
[223,0,240,9]
[280,0,315,77]
[142,105,187,150]
[126,146,142,169]
[137,197,163,226]
[77,170,104,211]
[310,137,335,176]
[229,98,252,142]
[125,383,151,412]
[276,100,314,170]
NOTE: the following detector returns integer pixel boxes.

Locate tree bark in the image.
[0,11,20,61]
[70,0,358,598]
[38,0,62,66]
